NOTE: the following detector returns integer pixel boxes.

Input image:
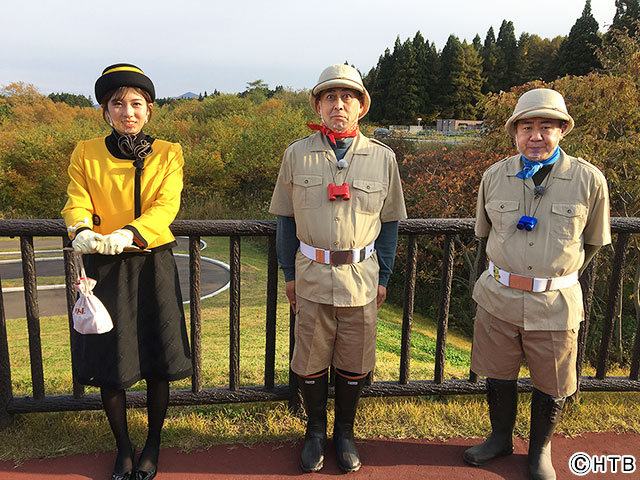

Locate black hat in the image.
[94,63,156,104]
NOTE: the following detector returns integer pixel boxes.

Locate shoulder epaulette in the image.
[286,133,315,149]
[368,137,395,153]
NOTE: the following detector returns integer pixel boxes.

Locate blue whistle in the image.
[517,216,537,231]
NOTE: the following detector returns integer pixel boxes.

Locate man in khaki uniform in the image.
[270,64,406,473]
[464,89,610,480]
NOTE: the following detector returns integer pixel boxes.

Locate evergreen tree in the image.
[47,92,93,107]
[369,48,394,122]
[612,0,640,35]
[439,35,483,118]
[481,27,502,93]
[520,34,563,82]
[553,0,602,76]
[472,34,482,52]
[496,20,519,91]
[412,31,440,122]
[388,37,420,123]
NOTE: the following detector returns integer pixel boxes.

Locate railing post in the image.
[572,257,597,401]
[0,271,13,427]
[435,235,455,383]
[20,236,45,399]
[597,233,630,379]
[288,307,301,411]
[62,241,84,398]
[189,236,203,393]
[265,236,278,390]
[229,236,241,391]
[400,235,418,384]
[469,236,487,383]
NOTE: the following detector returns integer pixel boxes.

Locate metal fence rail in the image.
[1,218,640,427]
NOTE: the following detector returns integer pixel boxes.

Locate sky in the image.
[1,0,618,100]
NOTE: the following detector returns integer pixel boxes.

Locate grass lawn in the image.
[1,236,639,462]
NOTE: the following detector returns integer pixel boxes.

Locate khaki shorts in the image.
[290,296,378,376]
[471,306,579,397]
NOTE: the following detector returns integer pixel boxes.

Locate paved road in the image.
[0,432,638,479]
[0,237,230,319]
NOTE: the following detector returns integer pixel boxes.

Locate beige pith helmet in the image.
[505,88,574,137]
[309,64,371,119]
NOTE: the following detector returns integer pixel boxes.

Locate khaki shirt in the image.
[269,132,407,307]
[473,149,611,331]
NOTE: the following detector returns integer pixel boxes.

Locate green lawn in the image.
[1,236,639,462]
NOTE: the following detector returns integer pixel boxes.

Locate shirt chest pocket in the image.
[551,203,587,241]
[352,179,385,215]
[485,200,520,233]
[293,174,323,209]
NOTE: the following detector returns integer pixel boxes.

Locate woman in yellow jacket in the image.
[62,64,192,480]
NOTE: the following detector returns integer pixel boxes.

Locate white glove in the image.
[72,230,104,254]
[97,229,134,255]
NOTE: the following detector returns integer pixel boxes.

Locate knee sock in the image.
[137,379,169,472]
[101,387,133,474]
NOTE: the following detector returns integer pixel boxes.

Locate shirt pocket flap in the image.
[352,179,384,193]
[486,200,519,213]
[551,203,586,217]
[293,174,323,188]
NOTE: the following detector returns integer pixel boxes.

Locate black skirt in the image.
[71,249,192,389]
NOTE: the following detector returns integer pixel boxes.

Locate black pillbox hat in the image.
[94,63,156,104]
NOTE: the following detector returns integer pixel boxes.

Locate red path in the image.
[1,432,638,479]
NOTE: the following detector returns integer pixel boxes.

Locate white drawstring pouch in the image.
[72,252,113,334]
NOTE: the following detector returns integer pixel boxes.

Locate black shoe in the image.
[463,378,518,466]
[298,370,329,472]
[135,468,157,480]
[334,370,367,473]
[112,472,133,480]
[528,388,565,480]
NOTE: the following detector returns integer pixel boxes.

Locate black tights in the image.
[101,378,169,474]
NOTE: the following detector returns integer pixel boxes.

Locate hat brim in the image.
[95,70,155,104]
[506,108,574,137]
[309,79,371,119]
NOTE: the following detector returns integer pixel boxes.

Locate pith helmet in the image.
[95,63,156,104]
[505,88,574,137]
[309,64,371,119]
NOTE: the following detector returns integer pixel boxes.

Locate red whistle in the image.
[328,182,350,201]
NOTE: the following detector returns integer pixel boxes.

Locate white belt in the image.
[488,261,579,292]
[299,241,375,265]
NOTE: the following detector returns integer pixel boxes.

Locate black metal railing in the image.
[1,218,640,428]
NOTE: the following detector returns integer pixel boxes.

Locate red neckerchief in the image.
[306,123,359,146]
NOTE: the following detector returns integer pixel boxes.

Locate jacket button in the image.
[304,179,308,184]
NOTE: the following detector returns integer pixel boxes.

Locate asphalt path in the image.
[0,432,639,479]
[0,237,230,320]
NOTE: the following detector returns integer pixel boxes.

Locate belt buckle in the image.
[509,273,534,291]
[330,250,352,265]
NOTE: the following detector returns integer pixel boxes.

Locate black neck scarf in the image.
[105,130,155,218]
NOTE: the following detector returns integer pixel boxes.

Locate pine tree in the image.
[496,20,519,91]
[388,37,420,123]
[439,35,483,118]
[553,0,602,76]
[481,27,502,93]
[612,0,640,35]
[520,34,563,82]
[413,31,440,122]
[369,48,394,122]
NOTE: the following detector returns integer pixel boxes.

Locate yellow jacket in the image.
[62,136,183,249]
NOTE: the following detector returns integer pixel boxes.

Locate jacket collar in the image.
[309,131,370,156]
[505,148,573,180]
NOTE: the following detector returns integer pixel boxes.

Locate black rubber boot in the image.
[333,370,367,473]
[528,388,565,480]
[299,370,329,473]
[463,378,518,466]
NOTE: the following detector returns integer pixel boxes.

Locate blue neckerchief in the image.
[516,146,561,179]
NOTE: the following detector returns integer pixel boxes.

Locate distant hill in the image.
[175,92,199,99]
